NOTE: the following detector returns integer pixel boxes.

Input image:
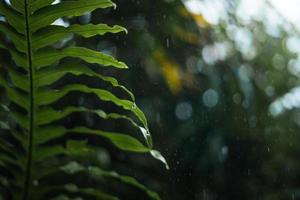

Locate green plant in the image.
[0,0,167,199]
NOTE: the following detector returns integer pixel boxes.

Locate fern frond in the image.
[0,0,167,199]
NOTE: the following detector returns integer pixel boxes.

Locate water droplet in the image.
[247,169,251,175]
[166,38,170,48]
[221,146,228,156]
[33,180,39,186]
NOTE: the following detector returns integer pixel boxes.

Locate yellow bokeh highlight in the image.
[191,14,210,28]
[153,50,182,94]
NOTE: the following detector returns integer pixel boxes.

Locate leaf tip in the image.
[150,150,169,170]
[120,62,129,69]
[112,2,117,9]
[123,28,128,34]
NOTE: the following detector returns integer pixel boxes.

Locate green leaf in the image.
[0,2,24,34]
[36,126,150,153]
[36,84,147,128]
[88,166,161,200]
[0,76,29,111]
[7,67,30,92]
[0,42,28,71]
[9,0,25,14]
[33,47,128,69]
[36,64,134,100]
[35,126,66,144]
[33,24,127,50]
[0,22,26,53]
[30,0,116,32]
[29,0,56,13]
[72,127,150,153]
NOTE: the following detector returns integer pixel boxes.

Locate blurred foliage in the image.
[73,0,300,199]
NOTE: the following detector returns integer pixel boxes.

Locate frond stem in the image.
[23,1,35,199]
